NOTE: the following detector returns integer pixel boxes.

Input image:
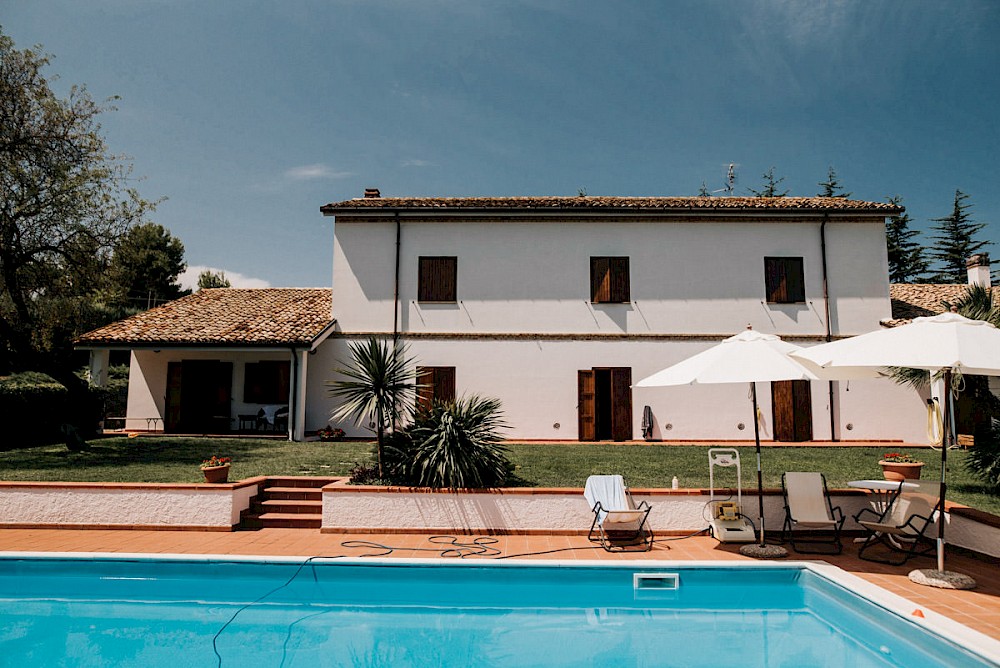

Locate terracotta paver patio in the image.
[2,527,998,643]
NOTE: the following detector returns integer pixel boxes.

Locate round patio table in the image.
[847,479,919,514]
[847,479,920,545]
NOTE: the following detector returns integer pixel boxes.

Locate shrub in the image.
[967,418,1000,490]
[0,372,70,447]
[406,395,510,489]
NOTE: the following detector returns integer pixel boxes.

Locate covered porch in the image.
[75,288,335,441]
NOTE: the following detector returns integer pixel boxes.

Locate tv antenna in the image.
[712,163,738,195]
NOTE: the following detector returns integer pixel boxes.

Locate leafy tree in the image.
[326,337,418,478]
[405,395,510,489]
[927,190,990,283]
[107,223,187,308]
[0,29,155,375]
[747,167,789,197]
[817,167,851,198]
[884,196,928,283]
[197,269,231,290]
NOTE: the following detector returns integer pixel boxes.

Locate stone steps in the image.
[239,477,339,530]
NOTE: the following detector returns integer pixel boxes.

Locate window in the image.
[418,256,457,302]
[244,361,290,404]
[764,257,805,304]
[590,256,630,303]
[416,366,456,413]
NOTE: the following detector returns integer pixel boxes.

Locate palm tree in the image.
[326,337,418,478]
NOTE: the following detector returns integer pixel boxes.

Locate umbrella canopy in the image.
[790,311,1000,575]
[635,329,819,388]
[635,328,828,550]
[790,312,1000,376]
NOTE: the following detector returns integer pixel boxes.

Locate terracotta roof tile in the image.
[321,195,901,215]
[885,283,997,326]
[76,289,333,347]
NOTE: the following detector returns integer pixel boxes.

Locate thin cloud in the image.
[284,163,353,180]
[400,158,435,168]
[179,266,272,291]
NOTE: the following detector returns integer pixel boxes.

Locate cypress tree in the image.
[927,190,990,283]
[747,167,789,197]
[884,196,928,283]
[817,167,851,198]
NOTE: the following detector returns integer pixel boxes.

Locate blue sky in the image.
[4,0,998,288]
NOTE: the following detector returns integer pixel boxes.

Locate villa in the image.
[77,193,992,443]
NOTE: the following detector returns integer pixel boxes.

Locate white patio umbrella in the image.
[792,311,1000,580]
[635,327,832,556]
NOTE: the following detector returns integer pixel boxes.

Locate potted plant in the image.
[200,455,232,483]
[879,452,924,481]
[316,425,346,442]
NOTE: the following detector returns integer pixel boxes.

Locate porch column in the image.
[289,348,309,442]
[88,349,110,387]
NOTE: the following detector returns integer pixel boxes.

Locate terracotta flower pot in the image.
[201,464,231,484]
[879,461,923,481]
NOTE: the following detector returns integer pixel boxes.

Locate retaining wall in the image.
[0,479,264,531]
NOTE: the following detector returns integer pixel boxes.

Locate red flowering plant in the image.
[881,452,922,464]
[200,455,232,469]
[316,426,346,442]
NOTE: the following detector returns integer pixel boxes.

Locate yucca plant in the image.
[326,337,418,478]
[407,395,510,490]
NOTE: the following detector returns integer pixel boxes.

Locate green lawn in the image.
[2,436,997,515]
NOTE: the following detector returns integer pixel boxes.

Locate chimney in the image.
[363,188,381,199]
[967,253,991,287]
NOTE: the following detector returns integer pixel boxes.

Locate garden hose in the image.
[926,398,943,446]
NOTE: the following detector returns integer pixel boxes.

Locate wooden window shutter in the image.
[609,257,630,303]
[577,370,596,441]
[434,367,456,404]
[765,257,804,303]
[416,366,456,413]
[418,257,457,302]
[591,257,629,303]
[590,257,610,302]
[610,367,633,441]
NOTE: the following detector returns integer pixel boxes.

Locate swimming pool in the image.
[1,555,997,667]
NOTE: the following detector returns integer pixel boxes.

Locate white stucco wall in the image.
[311,335,930,443]
[322,486,864,534]
[331,217,891,337]
[0,481,261,529]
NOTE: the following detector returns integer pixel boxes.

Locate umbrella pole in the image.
[751,382,766,547]
[938,370,951,573]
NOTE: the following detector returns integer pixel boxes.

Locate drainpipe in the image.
[391,211,402,432]
[393,212,401,344]
[820,213,836,441]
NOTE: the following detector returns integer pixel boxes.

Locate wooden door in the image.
[772,380,812,442]
[610,367,633,441]
[165,362,183,432]
[577,370,596,441]
[178,361,232,433]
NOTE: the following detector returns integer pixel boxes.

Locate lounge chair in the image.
[854,480,939,565]
[585,475,653,552]
[780,472,845,554]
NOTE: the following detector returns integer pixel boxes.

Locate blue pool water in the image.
[0,556,994,667]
